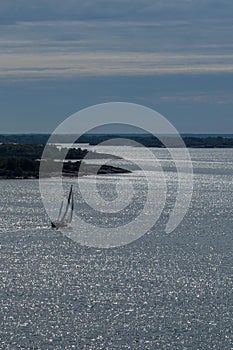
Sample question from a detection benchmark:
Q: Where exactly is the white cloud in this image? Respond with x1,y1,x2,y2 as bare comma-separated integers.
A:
0,51,233,80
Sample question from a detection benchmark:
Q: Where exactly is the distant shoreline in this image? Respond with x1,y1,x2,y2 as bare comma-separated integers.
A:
0,134,233,148
0,138,232,179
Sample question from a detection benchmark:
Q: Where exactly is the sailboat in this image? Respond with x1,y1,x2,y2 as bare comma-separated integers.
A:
51,185,74,229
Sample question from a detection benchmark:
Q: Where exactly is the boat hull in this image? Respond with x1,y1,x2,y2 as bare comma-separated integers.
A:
51,220,68,229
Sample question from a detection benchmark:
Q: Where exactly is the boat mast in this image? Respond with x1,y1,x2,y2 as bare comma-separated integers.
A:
60,185,73,222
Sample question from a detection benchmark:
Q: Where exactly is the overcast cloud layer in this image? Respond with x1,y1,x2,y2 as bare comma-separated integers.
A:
0,20,232,79
0,0,233,22
0,0,232,79
0,0,232,132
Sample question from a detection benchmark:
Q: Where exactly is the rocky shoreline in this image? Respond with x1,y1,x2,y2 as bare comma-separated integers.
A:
0,160,131,179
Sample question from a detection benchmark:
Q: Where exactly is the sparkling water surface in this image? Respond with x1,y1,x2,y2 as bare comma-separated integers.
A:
0,149,232,349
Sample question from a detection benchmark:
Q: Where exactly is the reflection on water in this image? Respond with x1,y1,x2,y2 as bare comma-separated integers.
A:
0,149,232,349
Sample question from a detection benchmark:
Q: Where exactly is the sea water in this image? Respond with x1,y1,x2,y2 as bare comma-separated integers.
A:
0,148,232,349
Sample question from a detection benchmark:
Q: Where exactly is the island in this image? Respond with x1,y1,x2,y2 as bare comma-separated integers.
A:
0,144,130,179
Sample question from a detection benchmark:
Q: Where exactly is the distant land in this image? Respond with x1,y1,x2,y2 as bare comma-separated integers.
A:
1,133,232,178
0,144,129,179
0,134,233,148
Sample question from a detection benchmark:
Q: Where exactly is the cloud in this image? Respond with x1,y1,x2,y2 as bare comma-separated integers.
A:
0,51,233,81
0,18,232,54
159,93,233,105
0,0,233,23
0,3,232,80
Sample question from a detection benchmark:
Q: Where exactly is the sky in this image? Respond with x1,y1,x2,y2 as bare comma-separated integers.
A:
0,0,232,133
